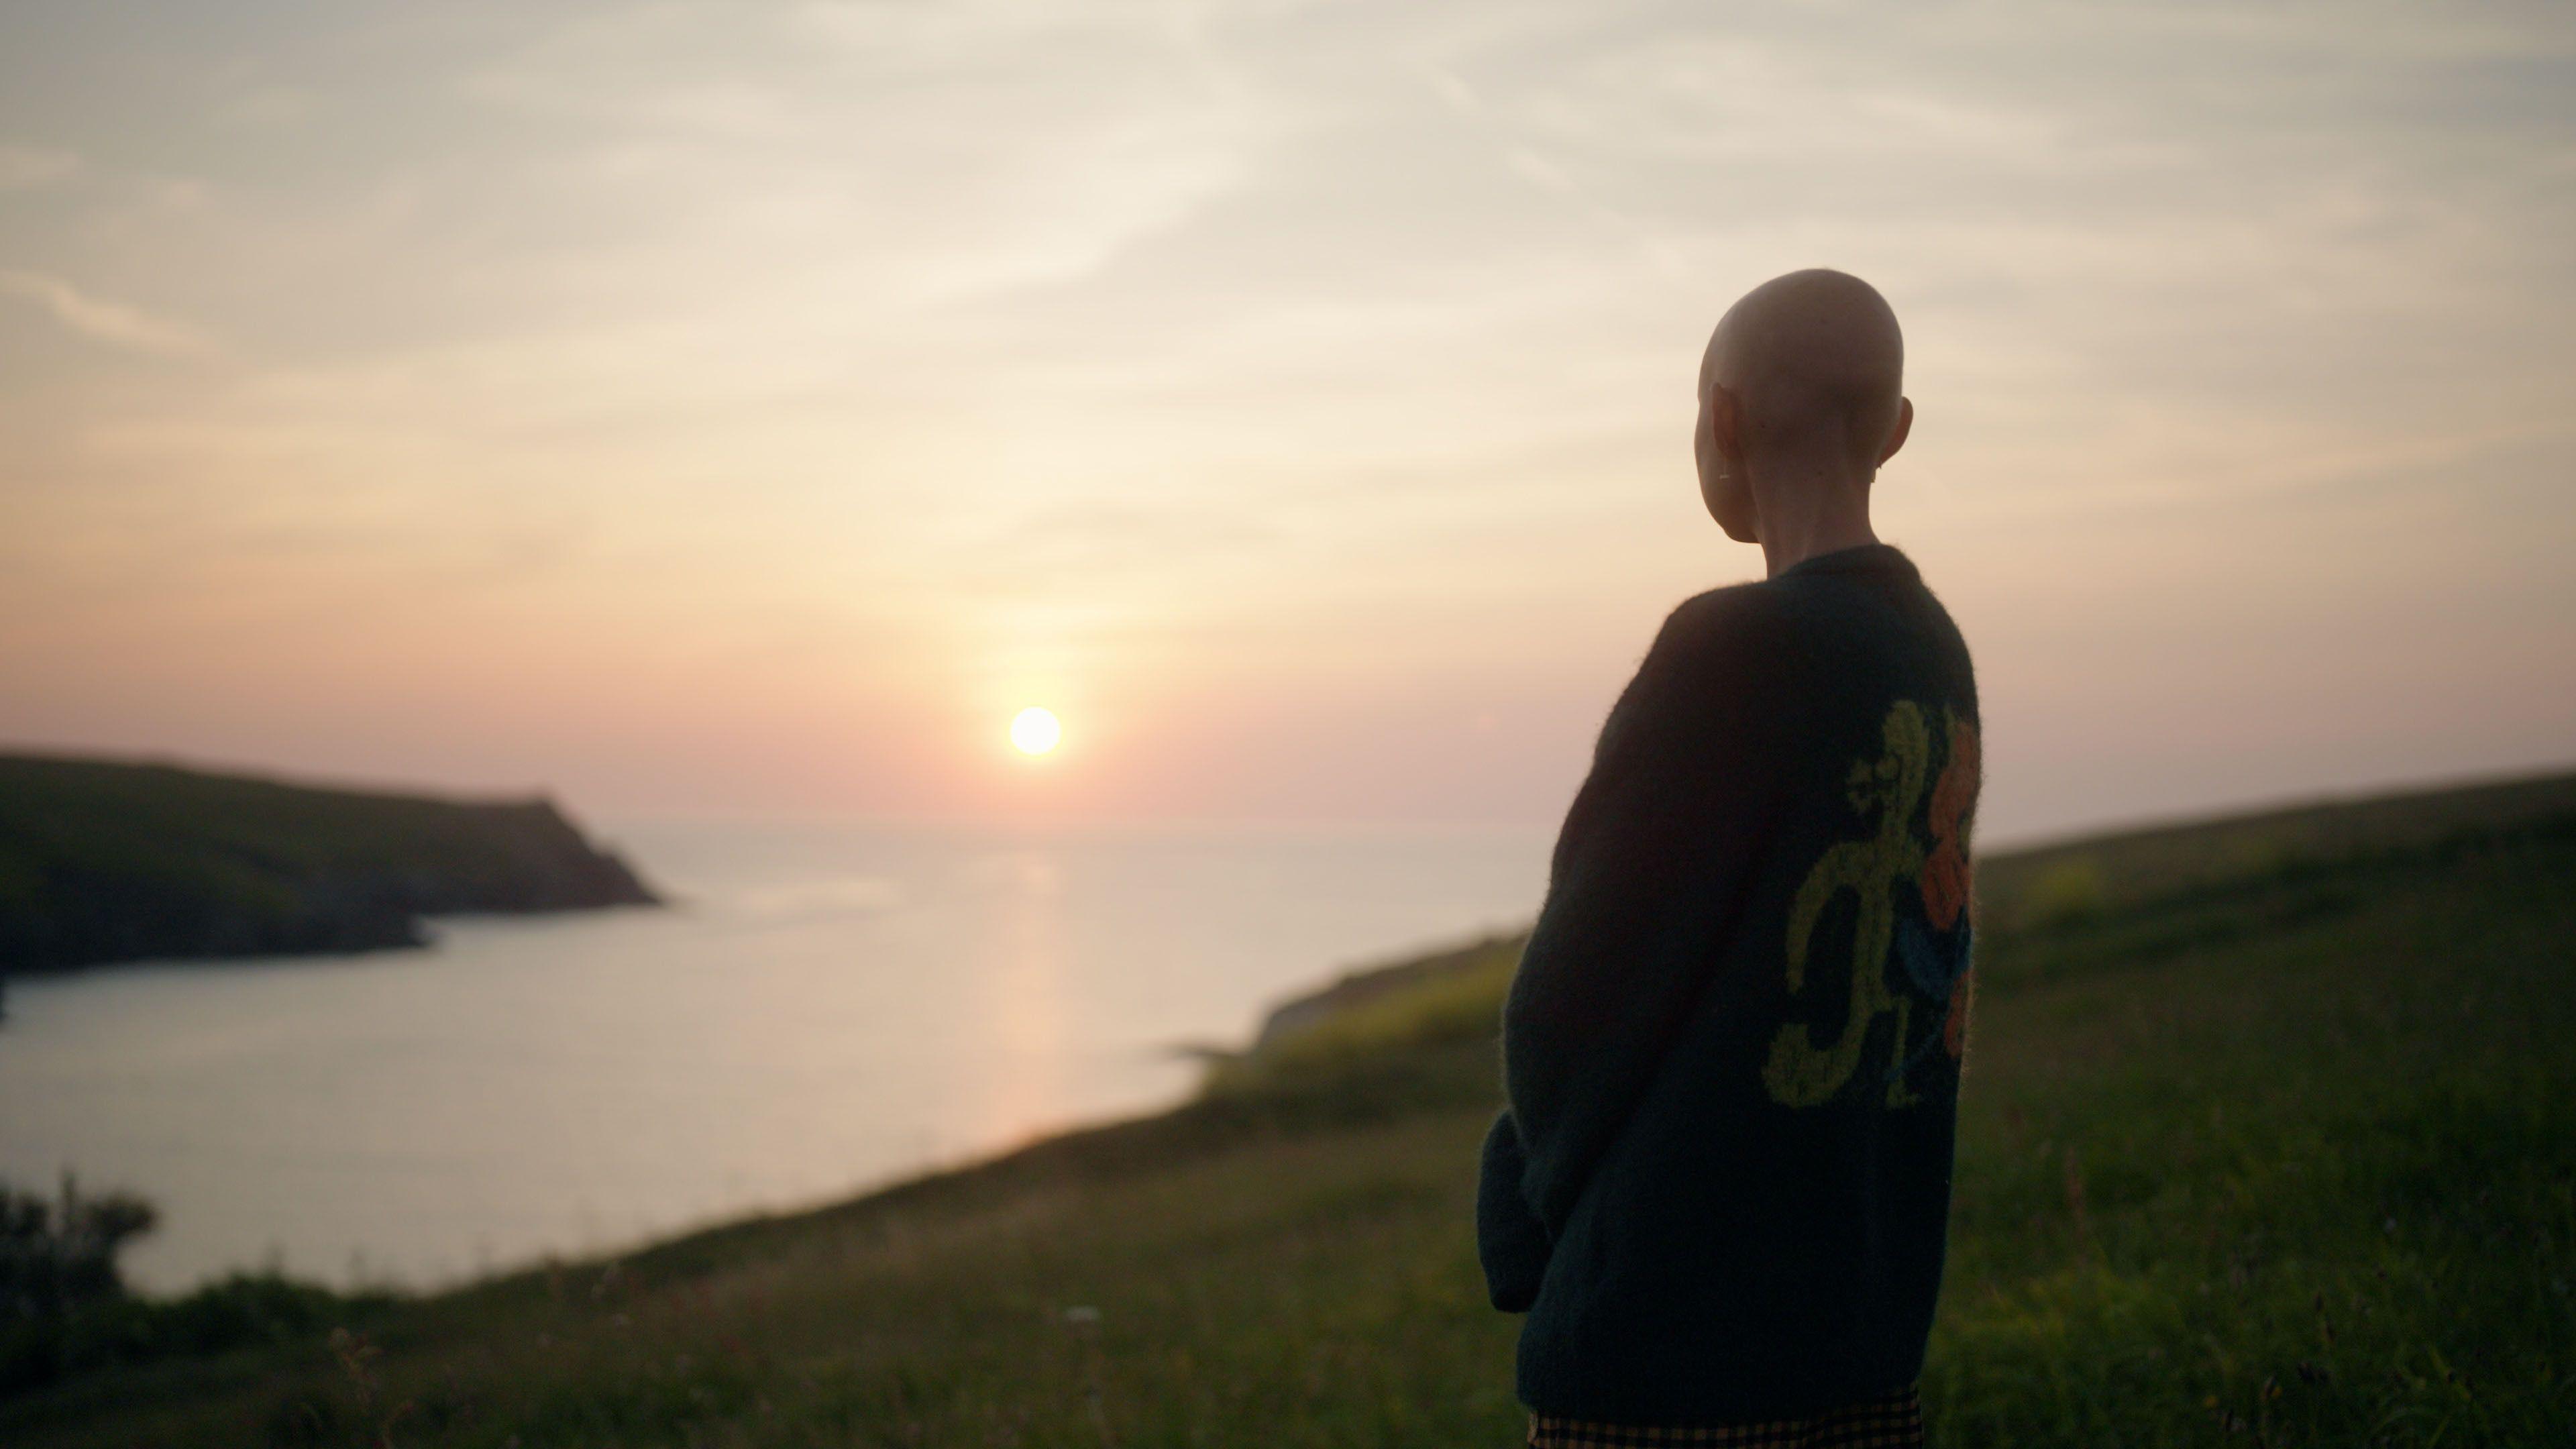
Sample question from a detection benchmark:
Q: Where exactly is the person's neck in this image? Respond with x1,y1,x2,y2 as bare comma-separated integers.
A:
1751,466,1879,578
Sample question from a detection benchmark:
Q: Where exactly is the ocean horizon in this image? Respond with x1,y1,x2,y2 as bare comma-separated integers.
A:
0,817,1553,1293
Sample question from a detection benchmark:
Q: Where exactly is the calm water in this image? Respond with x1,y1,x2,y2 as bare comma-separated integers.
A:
0,820,1550,1293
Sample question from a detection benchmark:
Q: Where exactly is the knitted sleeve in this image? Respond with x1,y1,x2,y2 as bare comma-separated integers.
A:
1501,590,1798,1233
1477,1107,1551,1311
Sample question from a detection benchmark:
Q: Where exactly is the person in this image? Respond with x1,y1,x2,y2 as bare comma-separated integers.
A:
1477,269,1982,1449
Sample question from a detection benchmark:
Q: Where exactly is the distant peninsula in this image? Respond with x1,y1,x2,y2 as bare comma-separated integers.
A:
0,753,659,974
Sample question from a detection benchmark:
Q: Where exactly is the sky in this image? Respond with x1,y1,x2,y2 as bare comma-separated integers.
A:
1,0,2572,843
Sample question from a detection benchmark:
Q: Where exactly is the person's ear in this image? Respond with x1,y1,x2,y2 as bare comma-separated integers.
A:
1710,384,1746,469
1878,396,1914,466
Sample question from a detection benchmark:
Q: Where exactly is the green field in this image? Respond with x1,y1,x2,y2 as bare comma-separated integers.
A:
4,773,2572,1446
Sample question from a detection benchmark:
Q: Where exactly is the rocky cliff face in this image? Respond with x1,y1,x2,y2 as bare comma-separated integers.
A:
0,754,659,973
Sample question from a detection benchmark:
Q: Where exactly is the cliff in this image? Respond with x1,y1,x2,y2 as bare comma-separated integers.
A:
0,753,659,973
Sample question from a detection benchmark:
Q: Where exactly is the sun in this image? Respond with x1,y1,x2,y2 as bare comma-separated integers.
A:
1010,706,1061,756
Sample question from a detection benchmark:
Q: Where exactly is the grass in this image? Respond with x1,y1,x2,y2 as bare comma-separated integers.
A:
3,776,2571,1446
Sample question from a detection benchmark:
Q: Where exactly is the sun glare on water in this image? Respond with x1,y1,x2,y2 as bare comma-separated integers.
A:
1010,706,1061,756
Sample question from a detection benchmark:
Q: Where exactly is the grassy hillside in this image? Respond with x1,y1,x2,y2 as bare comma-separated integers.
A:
0,754,657,973
3,773,2572,1446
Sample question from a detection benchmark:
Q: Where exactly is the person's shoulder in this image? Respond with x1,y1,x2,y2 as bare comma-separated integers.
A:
1652,580,1802,665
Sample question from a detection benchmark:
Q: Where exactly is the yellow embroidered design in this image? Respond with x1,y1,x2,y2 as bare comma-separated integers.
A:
1764,702,1931,1109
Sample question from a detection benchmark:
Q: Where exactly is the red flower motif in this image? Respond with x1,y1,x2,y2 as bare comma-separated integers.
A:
1920,717,1980,931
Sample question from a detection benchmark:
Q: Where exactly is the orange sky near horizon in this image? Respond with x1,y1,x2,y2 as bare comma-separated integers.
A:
3,1,2573,844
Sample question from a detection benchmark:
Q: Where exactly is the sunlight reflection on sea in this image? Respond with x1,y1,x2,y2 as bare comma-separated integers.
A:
0,820,1546,1291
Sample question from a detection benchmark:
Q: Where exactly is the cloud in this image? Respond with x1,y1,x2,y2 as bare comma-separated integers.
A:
0,144,76,191
449,1,1287,311
0,0,2569,826
0,268,216,358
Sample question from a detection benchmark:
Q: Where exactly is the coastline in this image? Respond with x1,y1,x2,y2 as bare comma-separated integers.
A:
5,771,2573,1444
0,753,659,977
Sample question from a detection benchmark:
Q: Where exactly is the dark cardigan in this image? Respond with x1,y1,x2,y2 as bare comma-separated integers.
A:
1477,543,1982,1424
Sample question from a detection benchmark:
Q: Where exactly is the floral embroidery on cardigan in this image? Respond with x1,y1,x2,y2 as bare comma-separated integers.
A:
1764,703,1979,1108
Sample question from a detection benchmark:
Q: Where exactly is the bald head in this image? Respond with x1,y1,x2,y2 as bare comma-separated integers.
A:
1701,268,1906,476
1693,270,1911,565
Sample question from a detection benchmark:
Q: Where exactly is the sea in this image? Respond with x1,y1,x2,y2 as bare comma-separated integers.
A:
0,819,1552,1293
